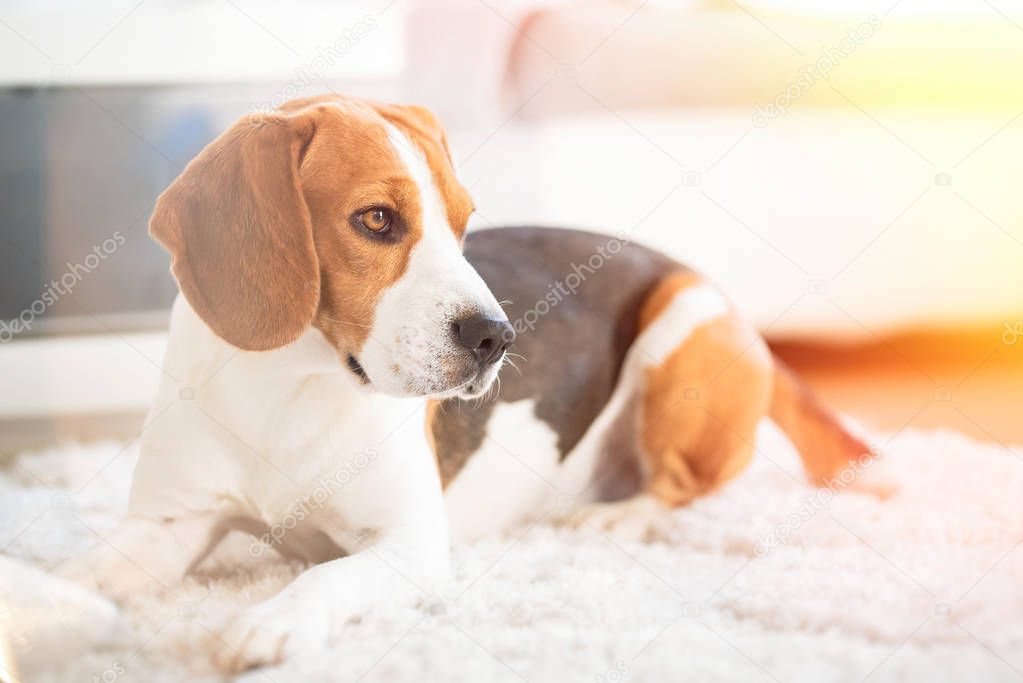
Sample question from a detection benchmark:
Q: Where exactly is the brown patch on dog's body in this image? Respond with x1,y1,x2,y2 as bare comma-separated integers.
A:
428,397,486,487
635,271,705,325
634,272,870,505
636,273,773,506
423,399,450,484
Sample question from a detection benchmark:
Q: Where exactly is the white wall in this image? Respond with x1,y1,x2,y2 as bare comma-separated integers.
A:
0,0,403,85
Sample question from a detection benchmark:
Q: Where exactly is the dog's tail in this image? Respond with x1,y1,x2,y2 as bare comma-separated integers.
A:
768,356,872,485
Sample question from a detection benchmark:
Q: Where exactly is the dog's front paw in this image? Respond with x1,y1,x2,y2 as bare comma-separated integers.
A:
56,550,168,604
55,555,103,593
213,593,332,673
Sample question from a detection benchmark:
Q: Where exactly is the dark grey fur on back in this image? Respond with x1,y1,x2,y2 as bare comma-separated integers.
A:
431,226,684,486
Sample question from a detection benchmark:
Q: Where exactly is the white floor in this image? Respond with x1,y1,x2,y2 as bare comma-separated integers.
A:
2,423,1023,682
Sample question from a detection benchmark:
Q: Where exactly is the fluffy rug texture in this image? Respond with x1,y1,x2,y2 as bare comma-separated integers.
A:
2,423,1022,682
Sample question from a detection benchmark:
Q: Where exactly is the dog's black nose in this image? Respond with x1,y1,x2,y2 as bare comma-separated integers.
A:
455,314,514,367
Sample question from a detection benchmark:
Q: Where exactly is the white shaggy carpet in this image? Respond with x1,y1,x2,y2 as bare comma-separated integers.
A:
2,423,1023,682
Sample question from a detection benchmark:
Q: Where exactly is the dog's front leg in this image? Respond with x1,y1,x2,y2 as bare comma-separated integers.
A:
57,513,220,602
214,519,449,673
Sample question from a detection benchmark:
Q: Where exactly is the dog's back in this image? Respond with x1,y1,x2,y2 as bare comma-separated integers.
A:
437,227,871,540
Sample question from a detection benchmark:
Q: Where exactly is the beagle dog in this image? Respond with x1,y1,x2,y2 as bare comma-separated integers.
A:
60,94,869,672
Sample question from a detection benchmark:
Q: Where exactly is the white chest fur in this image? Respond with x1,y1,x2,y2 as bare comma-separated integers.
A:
131,296,446,545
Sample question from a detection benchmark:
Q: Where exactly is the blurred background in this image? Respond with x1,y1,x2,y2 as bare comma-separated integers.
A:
1,0,1021,451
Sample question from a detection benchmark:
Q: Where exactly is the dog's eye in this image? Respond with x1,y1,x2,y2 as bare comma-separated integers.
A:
359,208,392,233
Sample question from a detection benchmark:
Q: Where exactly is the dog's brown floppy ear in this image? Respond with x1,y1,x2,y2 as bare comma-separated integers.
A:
150,113,320,351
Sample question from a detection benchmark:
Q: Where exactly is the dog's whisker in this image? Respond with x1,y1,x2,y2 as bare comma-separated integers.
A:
502,357,523,376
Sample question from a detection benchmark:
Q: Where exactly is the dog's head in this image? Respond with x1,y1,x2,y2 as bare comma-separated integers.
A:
150,95,512,399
